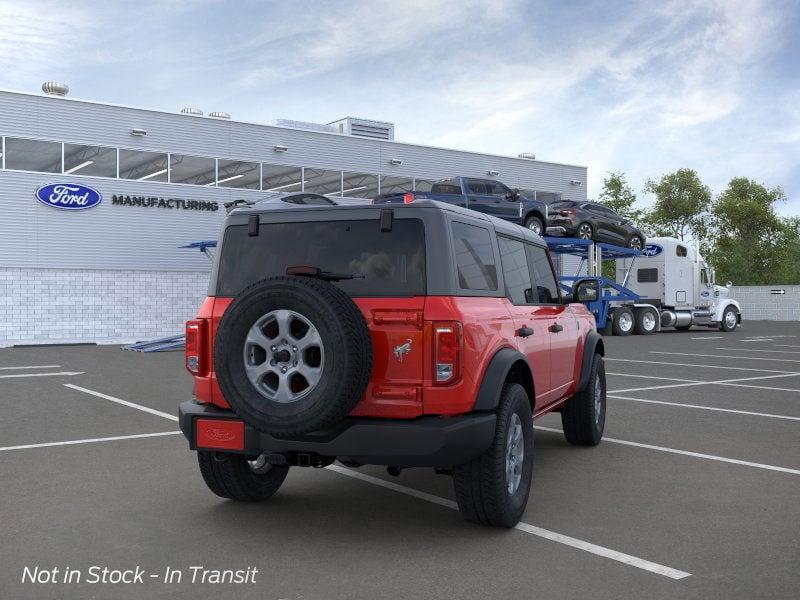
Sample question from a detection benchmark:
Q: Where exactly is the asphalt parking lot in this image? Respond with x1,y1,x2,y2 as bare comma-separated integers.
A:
1,321,799,599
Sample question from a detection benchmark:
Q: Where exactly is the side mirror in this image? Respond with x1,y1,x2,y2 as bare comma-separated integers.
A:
505,189,520,201
572,279,599,303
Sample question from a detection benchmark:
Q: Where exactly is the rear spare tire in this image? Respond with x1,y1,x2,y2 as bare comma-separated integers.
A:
214,276,373,437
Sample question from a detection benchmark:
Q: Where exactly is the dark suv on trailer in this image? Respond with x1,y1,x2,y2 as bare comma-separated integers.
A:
547,200,646,249
180,199,605,528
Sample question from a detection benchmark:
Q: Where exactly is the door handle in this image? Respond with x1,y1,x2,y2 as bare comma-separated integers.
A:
516,325,534,338
549,322,563,333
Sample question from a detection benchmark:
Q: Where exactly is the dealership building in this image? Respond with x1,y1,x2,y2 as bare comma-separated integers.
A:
0,85,588,346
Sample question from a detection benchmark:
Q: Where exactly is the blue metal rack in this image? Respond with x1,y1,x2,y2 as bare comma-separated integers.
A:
543,237,642,329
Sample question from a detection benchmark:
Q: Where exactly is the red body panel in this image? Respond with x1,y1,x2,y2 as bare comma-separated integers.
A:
189,294,594,419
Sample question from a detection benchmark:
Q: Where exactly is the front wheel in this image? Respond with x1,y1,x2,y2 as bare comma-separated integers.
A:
719,306,738,332
628,235,644,250
198,451,289,501
453,383,533,528
562,353,605,445
577,222,593,240
524,216,544,236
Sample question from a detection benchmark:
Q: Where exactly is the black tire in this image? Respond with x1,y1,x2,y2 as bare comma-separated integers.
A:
561,354,605,446
452,383,534,528
214,276,372,437
628,235,644,250
719,306,738,332
633,307,657,335
675,324,692,331
611,307,634,336
524,215,544,236
198,451,289,501
576,222,593,240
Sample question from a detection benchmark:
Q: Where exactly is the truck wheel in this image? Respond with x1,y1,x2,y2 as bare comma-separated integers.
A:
611,307,634,336
524,216,544,236
561,353,605,446
214,276,373,437
197,451,289,501
719,306,738,332
452,383,533,528
633,308,657,335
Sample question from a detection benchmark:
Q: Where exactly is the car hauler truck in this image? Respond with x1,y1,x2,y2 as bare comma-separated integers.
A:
546,235,742,335
614,237,741,334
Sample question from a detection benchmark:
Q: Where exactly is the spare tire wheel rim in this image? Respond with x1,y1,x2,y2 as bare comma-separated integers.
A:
243,309,325,403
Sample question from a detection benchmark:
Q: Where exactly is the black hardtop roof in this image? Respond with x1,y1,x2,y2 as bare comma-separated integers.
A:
229,199,544,244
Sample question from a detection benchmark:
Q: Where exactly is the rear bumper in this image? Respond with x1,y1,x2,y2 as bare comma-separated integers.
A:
179,400,496,468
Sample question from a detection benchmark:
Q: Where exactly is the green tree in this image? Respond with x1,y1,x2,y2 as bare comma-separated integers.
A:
598,171,641,221
705,177,787,285
642,168,711,241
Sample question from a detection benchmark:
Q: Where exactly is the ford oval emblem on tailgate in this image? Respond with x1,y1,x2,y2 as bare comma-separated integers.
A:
35,183,103,210
206,428,236,442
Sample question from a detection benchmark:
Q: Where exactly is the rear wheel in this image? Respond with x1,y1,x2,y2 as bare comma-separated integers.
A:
524,216,544,236
453,383,533,528
634,307,657,335
611,307,634,336
577,222,593,240
198,451,289,501
561,354,605,446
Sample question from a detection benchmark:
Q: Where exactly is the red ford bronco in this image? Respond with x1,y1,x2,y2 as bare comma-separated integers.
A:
180,197,605,528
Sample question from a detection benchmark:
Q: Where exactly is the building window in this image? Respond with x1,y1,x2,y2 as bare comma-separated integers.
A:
216,159,260,189
451,221,498,291
414,178,436,192
341,171,379,199
4,137,61,173
119,149,169,182
63,143,117,177
170,154,216,186
262,163,302,192
379,175,413,195
304,167,342,196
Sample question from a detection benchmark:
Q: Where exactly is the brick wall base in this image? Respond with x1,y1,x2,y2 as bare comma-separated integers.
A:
0,268,210,347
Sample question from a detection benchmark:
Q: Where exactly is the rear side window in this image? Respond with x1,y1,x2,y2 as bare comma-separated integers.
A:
676,245,688,257
430,180,462,195
466,180,489,195
525,244,560,304
638,268,658,283
216,219,426,297
451,222,498,291
498,237,533,304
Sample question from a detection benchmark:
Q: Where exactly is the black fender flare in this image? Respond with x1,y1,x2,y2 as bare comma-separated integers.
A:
578,330,604,391
473,348,533,411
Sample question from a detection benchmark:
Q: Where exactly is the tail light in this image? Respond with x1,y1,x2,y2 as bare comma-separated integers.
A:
403,193,414,204
185,319,208,375
559,209,575,216
432,321,462,385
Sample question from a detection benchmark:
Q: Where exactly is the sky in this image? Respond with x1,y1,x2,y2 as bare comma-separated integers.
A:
1,0,798,213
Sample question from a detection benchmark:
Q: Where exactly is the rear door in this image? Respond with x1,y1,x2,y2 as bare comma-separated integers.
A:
465,179,502,217
525,243,578,399
497,236,552,407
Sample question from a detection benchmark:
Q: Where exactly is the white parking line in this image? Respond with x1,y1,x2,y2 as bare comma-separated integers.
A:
0,364,61,370
609,372,800,394
0,431,181,452
606,358,796,374
0,371,84,379
715,347,800,354
741,339,773,343
650,351,800,363
607,372,698,382
64,384,178,422
326,464,691,579
535,426,800,476
690,336,723,340
776,345,800,349
609,394,800,421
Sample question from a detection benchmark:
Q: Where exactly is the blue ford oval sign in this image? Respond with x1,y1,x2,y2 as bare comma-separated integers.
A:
35,183,102,210
642,243,663,257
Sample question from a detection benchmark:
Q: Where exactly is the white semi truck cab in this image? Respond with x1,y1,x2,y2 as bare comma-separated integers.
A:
614,237,741,333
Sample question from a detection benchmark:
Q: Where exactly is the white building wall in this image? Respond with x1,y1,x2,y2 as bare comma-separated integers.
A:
0,268,209,347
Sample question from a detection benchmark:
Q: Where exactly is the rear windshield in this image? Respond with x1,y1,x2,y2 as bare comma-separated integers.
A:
550,200,577,209
216,218,426,297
